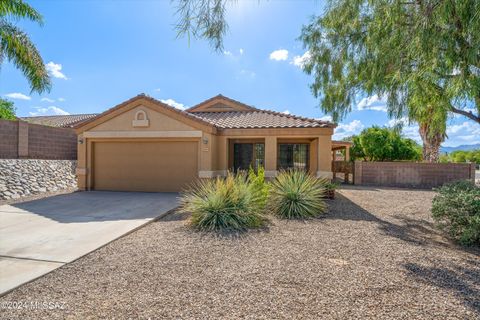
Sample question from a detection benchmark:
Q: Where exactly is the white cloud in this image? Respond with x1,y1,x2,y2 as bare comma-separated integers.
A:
317,115,333,122
154,88,161,92
239,48,244,55
401,124,421,143
357,95,387,112
223,50,233,56
333,120,364,140
269,49,289,61
387,117,409,127
447,121,480,136
57,97,66,102
29,106,70,116
386,117,421,142
291,51,311,68
282,110,290,115
46,61,68,80
40,97,55,103
160,98,186,110
4,92,31,100
386,118,480,146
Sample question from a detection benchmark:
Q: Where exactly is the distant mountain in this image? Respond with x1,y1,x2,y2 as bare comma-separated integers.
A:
441,143,480,153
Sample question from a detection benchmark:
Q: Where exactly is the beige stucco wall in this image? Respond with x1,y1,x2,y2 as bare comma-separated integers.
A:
90,105,196,132
77,104,209,190
215,127,334,178
76,101,335,190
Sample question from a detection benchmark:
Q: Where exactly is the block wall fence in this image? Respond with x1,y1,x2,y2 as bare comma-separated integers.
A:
0,119,77,160
354,161,476,188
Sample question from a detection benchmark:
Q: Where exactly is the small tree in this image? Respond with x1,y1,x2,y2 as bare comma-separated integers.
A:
0,98,16,120
351,127,421,161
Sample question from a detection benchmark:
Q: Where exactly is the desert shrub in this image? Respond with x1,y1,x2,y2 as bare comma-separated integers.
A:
180,172,268,232
248,166,270,208
432,180,480,245
269,170,327,219
321,180,338,199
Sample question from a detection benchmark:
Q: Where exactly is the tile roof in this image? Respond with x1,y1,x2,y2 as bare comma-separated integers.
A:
187,94,257,112
187,94,334,129
61,94,335,130
21,114,99,128
194,110,333,129
192,110,333,129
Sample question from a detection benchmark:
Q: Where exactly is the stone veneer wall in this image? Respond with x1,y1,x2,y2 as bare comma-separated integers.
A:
0,159,77,200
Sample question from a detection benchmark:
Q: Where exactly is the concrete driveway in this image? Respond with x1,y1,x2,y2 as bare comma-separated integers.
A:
0,191,179,295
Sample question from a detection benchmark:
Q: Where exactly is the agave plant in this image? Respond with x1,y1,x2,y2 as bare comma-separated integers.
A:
269,170,327,219
180,172,268,232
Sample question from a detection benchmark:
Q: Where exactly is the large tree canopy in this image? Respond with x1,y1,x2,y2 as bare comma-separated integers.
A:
0,0,51,93
174,0,480,162
174,0,480,125
300,0,480,125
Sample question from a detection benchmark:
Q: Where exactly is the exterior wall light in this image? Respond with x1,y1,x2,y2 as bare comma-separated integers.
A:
78,138,84,144
203,137,209,144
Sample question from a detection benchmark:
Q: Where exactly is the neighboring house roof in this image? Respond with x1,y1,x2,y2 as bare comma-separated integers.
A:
21,114,99,128
71,94,336,131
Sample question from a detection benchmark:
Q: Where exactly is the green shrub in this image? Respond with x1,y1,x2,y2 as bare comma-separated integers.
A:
321,180,338,199
432,180,480,245
248,166,270,208
322,180,338,192
269,170,327,219
180,172,268,232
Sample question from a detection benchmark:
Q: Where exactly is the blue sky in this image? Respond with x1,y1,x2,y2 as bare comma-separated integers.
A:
1,0,478,147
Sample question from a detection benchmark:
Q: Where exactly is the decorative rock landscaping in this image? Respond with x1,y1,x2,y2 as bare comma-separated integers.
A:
0,159,77,201
1,186,479,319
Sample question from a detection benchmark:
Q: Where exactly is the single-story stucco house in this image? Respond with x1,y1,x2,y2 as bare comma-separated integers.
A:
70,94,348,192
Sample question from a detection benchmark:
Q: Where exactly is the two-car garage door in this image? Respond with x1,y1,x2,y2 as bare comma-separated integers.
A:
92,141,198,192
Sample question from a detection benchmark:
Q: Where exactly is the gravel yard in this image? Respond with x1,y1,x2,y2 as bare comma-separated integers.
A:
1,186,479,319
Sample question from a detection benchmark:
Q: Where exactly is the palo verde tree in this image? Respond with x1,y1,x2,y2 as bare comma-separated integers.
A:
174,0,480,163
0,0,51,93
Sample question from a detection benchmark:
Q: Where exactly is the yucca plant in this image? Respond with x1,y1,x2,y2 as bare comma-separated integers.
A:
180,172,268,232
269,170,327,219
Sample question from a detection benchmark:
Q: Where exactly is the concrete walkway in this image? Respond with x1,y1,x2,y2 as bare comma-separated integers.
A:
0,191,179,295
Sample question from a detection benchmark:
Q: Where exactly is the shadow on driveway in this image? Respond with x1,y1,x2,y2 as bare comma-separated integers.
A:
5,191,179,223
